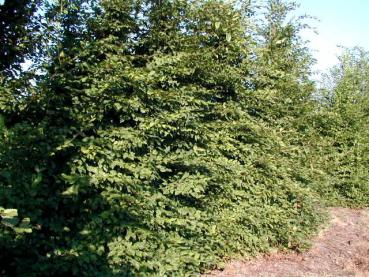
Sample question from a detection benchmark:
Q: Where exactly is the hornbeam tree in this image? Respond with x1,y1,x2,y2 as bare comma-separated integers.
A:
1,1,324,275
312,47,369,206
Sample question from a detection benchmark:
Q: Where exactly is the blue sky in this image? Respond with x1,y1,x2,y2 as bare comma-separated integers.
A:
295,0,369,72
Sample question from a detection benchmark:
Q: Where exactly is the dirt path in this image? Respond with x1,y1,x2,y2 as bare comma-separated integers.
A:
204,208,369,277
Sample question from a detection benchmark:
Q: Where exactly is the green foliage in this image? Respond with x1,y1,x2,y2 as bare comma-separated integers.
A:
0,0,43,76
0,208,32,234
1,0,368,276
251,0,315,120
310,47,369,207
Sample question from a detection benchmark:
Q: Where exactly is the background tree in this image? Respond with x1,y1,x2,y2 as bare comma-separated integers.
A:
0,0,43,75
311,47,369,206
246,0,325,212
250,0,315,120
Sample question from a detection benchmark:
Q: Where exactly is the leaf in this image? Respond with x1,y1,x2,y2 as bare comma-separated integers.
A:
1,208,18,218
226,33,232,42
80,229,91,235
32,173,43,187
61,185,79,196
215,21,221,30
14,227,32,234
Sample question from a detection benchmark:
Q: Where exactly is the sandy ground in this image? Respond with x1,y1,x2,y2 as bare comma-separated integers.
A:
204,208,369,277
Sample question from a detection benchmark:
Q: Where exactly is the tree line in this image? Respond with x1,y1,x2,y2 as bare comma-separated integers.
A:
0,0,368,276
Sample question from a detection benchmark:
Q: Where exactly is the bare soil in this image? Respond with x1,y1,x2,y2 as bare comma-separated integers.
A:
204,208,369,277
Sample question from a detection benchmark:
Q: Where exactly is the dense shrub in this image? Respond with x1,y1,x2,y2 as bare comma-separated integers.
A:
0,1,367,276
307,48,369,207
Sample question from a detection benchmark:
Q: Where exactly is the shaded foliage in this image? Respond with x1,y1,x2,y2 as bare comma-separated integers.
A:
0,0,43,76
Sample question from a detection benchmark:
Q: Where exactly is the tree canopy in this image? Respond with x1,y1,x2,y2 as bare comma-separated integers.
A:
0,1,368,276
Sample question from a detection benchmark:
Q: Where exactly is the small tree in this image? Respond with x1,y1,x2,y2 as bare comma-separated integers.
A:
313,47,369,206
